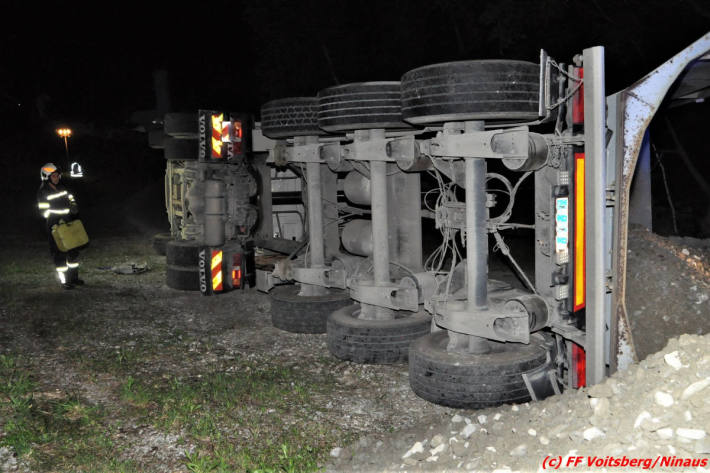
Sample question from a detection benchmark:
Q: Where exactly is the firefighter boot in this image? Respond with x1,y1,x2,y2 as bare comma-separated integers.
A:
57,268,74,290
68,267,85,286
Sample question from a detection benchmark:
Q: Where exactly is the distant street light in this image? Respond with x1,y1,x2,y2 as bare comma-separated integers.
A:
56,128,72,168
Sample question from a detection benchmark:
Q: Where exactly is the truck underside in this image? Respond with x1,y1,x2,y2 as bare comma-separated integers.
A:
151,32,710,408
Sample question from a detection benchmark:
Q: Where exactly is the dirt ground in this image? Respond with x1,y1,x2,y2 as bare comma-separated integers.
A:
1,226,708,472
0,234,454,472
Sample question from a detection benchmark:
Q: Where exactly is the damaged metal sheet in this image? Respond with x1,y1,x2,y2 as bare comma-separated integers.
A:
612,33,710,371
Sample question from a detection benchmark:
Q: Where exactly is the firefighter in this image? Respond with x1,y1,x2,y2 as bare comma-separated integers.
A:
37,163,84,289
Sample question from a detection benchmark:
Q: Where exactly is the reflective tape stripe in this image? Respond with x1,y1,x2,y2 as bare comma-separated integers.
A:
38,202,50,209
56,266,68,272
68,194,75,201
47,191,68,200
44,208,70,218
67,262,79,268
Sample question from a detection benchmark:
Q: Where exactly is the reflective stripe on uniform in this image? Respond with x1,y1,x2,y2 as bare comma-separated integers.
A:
43,208,70,218
38,202,50,209
47,191,68,200
67,262,79,268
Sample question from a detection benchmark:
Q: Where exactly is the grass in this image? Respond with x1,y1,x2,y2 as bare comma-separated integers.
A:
0,354,140,472
2,339,344,472
0,236,351,472
118,361,340,472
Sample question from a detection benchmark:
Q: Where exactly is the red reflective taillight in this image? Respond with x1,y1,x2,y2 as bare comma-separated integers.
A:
573,343,586,388
231,253,242,288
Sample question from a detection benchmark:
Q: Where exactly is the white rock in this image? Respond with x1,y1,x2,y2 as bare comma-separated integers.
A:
682,248,690,255
402,441,424,459
425,455,438,462
634,411,652,429
452,414,464,423
486,446,497,452
493,413,502,421
477,414,487,424
583,427,605,440
594,398,610,417
668,445,676,455
464,417,472,424
664,351,683,370
510,444,527,456
695,438,710,454
461,424,477,439
528,429,537,437
330,447,342,458
654,391,674,407
657,428,674,440
676,428,706,440
681,378,710,400
431,435,444,448
684,411,693,421
511,405,519,412
539,436,550,445
429,443,446,456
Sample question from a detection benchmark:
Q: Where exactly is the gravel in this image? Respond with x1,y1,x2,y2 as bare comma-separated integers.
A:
325,228,710,472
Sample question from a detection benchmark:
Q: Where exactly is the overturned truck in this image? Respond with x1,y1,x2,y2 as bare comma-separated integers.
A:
152,33,710,408
256,33,710,408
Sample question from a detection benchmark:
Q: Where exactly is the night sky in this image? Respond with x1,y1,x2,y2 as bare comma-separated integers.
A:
3,0,708,125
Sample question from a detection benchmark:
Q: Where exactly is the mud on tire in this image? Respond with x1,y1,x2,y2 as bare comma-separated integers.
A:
270,284,352,334
408,330,553,408
327,304,431,364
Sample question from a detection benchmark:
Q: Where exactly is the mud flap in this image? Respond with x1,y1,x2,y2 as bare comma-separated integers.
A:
521,352,563,402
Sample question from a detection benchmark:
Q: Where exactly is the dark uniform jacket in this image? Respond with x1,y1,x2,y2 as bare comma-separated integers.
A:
37,182,77,228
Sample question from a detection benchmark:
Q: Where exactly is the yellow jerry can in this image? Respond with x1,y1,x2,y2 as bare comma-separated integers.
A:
52,220,89,252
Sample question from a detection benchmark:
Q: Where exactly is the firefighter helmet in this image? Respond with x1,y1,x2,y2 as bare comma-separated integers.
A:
41,163,59,181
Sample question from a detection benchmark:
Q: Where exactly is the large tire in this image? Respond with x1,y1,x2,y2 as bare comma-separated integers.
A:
400,60,541,125
164,136,198,161
148,129,165,149
164,113,198,139
317,82,412,132
327,304,431,364
166,264,200,291
166,240,202,267
152,232,172,256
270,285,351,334
409,330,553,408
260,97,324,139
